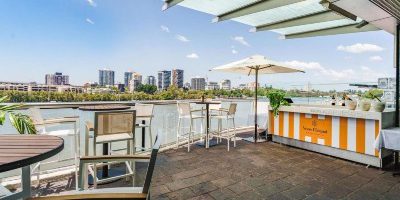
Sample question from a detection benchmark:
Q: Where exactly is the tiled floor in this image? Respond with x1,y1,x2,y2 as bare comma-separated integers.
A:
30,132,400,199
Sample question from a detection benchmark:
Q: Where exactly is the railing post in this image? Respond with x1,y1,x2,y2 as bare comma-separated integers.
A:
396,23,400,127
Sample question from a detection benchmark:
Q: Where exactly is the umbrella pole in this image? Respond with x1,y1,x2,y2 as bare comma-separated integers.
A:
254,68,258,143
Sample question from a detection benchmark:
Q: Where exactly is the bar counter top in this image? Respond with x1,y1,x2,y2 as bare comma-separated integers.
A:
274,104,395,122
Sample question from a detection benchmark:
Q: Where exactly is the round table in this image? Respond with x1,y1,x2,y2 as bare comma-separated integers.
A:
0,135,64,199
192,101,221,148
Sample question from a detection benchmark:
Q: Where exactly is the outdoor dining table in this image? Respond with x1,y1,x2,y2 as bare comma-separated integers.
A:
375,127,400,176
191,101,221,148
0,135,64,199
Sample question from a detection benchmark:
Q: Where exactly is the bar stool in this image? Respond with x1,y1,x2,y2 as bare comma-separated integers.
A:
176,102,205,152
210,103,237,151
87,110,136,188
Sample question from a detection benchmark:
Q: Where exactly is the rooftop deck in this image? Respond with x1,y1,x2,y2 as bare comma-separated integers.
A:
26,132,400,200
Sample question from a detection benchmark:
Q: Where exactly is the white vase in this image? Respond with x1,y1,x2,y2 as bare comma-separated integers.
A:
346,100,357,110
359,100,371,111
373,102,386,112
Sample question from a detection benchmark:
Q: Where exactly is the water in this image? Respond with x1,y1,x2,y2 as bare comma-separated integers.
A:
0,97,322,179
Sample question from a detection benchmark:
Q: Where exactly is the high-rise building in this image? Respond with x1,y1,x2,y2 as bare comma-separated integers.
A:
206,82,220,90
99,69,115,86
45,72,69,85
157,70,171,90
172,69,184,88
133,72,142,84
190,77,206,90
124,72,133,87
144,76,156,86
220,79,231,90
129,72,143,92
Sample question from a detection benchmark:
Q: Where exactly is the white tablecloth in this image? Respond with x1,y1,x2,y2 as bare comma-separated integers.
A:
374,127,400,151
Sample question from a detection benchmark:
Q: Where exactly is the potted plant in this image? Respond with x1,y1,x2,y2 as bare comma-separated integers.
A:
266,90,289,117
0,96,36,134
363,89,385,112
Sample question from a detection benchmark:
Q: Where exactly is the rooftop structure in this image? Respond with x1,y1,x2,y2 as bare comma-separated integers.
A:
163,0,400,39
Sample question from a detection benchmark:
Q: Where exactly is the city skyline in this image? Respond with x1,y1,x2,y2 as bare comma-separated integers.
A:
0,0,396,91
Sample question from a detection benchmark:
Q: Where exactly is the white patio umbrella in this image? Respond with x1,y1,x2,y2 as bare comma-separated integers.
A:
211,55,305,143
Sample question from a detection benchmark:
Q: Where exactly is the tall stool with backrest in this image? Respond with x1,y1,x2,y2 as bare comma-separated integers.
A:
88,110,136,188
134,103,154,151
210,103,237,151
28,107,80,188
176,102,205,152
32,135,161,200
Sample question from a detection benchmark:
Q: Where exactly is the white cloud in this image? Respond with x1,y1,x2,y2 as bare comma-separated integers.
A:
232,36,250,47
186,53,199,59
369,55,383,61
359,66,386,81
337,43,384,53
86,18,94,25
232,49,238,54
86,0,97,7
176,34,189,42
161,25,170,33
284,60,354,81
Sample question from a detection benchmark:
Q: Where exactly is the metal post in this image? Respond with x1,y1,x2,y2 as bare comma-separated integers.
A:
21,166,31,198
396,23,400,127
142,120,146,151
254,68,258,143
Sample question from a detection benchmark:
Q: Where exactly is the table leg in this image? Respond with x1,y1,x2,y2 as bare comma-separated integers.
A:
142,120,146,151
102,143,109,178
21,166,31,199
205,104,209,148
394,151,400,176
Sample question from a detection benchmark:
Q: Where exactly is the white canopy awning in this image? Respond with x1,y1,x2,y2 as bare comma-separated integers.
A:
163,0,400,39
211,55,304,75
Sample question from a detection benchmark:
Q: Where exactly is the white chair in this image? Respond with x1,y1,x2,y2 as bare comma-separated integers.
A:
135,104,154,151
176,102,205,152
210,103,237,151
28,107,80,187
87,110,136,188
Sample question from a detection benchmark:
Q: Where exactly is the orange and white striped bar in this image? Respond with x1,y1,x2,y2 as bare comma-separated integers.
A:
268,105,396,160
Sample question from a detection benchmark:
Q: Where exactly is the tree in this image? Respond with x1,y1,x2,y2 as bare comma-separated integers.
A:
136,84,157,94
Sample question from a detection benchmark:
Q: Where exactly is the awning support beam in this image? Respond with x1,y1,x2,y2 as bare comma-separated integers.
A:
284,23,379,39
162,0,185,11
252,10,345,32
212,0,305,23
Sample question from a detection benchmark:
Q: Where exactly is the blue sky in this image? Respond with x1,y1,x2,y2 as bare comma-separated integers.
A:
0,0,396,91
